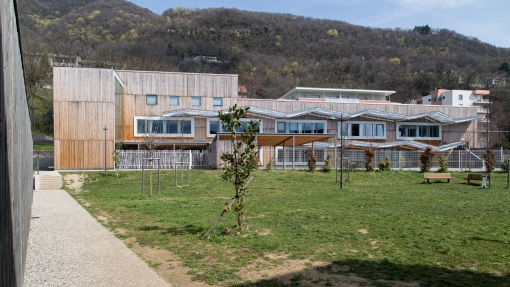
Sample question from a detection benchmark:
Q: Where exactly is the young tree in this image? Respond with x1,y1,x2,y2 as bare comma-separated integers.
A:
141,117,160,195
203,105,260,238
420,147,435,172
112,141,124,177
306,147,317,172
217,105,260,232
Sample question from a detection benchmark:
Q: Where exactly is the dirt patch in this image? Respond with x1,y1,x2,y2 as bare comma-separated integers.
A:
125,238,210,287
125,241,420,287
63,173,87,192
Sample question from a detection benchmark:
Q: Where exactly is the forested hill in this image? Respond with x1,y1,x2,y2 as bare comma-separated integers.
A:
17,0,510,102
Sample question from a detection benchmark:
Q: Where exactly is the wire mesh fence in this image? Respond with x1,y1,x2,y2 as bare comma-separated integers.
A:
118,150,209,169
265,147,510,171
116,148,509,171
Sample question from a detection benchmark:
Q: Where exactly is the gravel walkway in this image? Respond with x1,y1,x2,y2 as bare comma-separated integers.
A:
24,189,171,287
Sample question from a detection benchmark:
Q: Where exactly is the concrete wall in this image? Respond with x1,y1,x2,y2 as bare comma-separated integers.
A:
0,0,34,286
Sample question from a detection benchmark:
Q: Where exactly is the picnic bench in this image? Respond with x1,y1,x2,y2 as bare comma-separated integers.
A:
423,173,452,183
463,174,490,187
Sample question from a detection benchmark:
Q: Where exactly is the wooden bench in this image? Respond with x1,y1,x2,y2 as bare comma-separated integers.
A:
423,173,452,183
463,174,490,187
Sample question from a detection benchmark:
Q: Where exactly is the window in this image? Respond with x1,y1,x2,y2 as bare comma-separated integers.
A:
459,94,463,100
397,123,441,140
207,118,261,137
169,96,179,106
345,122,385,139
191,96,201,106
146,94,157,105
275,120,326,134
135,117,194,137
213,97,223,106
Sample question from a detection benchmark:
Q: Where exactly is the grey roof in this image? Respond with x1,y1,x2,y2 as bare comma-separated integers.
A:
304,140,466,152
162,107,484,124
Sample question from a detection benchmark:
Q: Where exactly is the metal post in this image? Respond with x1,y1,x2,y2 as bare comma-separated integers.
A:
158,159,160,196
335,134,338,182
340,114,344,189
486,103,489,148
142,160,145,195
507,159,509,188
103,125,108,171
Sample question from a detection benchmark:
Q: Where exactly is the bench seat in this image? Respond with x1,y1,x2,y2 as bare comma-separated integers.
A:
423,173,452,183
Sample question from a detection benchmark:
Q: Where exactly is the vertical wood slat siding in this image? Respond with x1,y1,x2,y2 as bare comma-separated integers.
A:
53,68,115,169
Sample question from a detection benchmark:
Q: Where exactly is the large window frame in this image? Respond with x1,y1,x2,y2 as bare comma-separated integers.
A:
396,122,441,140
207,118,262,137
275,120,327,134
342,121,386,139
134,116,195,137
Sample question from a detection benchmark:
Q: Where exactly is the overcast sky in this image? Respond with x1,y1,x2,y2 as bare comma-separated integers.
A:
127,0,510,48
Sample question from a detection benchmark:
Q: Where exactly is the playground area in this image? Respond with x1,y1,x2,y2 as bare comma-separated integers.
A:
63,169,510,287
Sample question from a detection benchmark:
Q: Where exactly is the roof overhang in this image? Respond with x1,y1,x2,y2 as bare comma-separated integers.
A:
280,87,396,99
162,107,484,124
214,133,335,147
304,140,467,152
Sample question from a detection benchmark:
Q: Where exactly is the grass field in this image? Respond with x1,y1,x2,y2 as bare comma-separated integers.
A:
65,169,510,286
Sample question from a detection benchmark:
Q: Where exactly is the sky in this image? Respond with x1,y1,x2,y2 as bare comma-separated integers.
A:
127,0,510,48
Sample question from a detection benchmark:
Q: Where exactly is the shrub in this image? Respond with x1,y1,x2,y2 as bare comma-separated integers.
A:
501,159,509,173
322,152,332,172
437,154,448,173
420,147,434,172
378,156,391,171
484,149,496,173
364,148,374,171
306,147,317,172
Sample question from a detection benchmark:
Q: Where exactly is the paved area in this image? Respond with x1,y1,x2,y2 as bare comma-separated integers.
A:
24,189,171,287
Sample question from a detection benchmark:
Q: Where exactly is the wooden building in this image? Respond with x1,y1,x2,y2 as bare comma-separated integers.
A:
53,67,483,170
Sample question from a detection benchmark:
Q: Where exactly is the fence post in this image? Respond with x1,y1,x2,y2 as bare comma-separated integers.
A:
507,159,509,188
142,159,145,195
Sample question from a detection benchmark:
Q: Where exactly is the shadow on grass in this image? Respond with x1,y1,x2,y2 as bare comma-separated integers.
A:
137,224,204,235
231,259,509,287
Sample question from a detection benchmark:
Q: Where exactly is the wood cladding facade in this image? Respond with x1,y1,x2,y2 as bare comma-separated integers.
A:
53,68,116,169
54,68,480,170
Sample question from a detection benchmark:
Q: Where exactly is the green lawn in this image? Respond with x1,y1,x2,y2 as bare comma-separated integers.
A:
33,143,54,150
66,170,510,286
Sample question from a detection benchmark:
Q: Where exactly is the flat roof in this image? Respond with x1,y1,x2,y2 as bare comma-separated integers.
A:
280,87,396,99
214,133,336,147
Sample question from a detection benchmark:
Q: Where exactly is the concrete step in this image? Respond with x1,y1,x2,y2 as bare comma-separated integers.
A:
34,171,62,190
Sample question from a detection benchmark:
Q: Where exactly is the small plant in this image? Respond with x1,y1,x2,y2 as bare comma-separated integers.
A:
399,154,405,170
322,152,332,172
484,149,496,173
364,148,374,171
306,147,317,172
501,159,509,173
437,154,448,173
378,156,391,171
112,141,124,177
265,157,273,171
420,147,435,172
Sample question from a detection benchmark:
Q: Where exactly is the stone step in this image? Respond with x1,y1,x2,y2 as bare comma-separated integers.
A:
34,171,62,190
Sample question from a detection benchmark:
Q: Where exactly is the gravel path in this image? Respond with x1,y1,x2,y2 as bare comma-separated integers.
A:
24,189,171,287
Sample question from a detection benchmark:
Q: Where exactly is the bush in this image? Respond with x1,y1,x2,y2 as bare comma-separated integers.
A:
378,156,391,171
437,154,448,173
365,148,374,171
322,152,332,172
420,147,435,172
306,147,317,172
484,149,496,173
